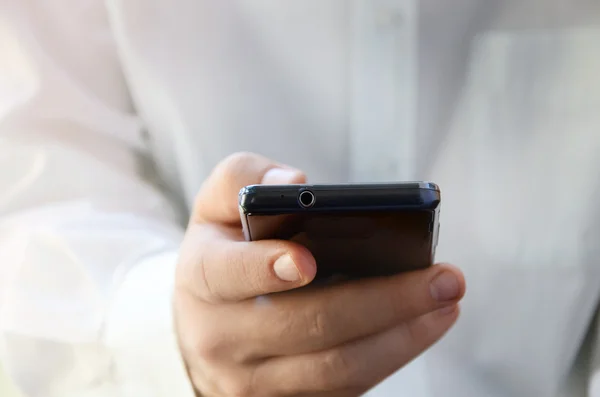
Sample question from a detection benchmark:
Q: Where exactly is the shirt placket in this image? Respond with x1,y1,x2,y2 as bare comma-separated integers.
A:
349,0,417,182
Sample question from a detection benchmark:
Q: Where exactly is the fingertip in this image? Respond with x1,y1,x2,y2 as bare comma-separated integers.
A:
432,263,466,301
193,152,306,224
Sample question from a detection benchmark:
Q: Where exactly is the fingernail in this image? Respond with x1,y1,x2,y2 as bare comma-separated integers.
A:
430,271,460,302
262,168,301,185
274,255,301,282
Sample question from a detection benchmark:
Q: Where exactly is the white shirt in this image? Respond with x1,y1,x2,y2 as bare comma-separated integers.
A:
1,1,600,396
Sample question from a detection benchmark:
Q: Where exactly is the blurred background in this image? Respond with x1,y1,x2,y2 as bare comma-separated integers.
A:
1,1,599,397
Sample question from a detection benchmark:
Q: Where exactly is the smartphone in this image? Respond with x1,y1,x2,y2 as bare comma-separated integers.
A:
238,182,441,280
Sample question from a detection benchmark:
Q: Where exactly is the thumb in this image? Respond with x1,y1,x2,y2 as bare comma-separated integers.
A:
192,152,306,224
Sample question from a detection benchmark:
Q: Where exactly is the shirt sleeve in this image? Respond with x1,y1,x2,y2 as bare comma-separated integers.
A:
0,2,195,396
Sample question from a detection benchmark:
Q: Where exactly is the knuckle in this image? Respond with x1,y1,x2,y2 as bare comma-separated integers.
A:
222,151,257,164
196,369,256,397
218,372,257,397
273,305,299,341
220,151,260,176
306,308,328,340
192,243,221,303
193,327,228,362
193,151,266,223
180,235,227,303
176,233,203,287
316,350,354,389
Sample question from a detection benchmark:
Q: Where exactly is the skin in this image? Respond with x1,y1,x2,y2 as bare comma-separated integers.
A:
174,152,466,397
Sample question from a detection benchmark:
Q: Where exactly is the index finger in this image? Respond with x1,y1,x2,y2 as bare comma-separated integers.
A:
192,152,306,225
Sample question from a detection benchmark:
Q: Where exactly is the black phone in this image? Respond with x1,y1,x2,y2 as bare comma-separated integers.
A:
238,182,441,280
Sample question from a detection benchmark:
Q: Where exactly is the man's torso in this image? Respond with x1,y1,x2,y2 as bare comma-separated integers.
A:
106,1,600,395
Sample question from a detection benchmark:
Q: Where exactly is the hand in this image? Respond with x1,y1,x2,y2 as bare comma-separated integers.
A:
174,152,466,397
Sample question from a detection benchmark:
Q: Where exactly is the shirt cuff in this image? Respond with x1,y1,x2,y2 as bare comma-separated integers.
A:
104,249,196,397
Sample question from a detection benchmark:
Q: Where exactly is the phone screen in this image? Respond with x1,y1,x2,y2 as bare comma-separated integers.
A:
246,210,437,279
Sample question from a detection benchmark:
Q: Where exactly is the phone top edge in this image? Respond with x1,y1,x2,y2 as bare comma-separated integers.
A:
240,181,439,193
239,182,441,215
